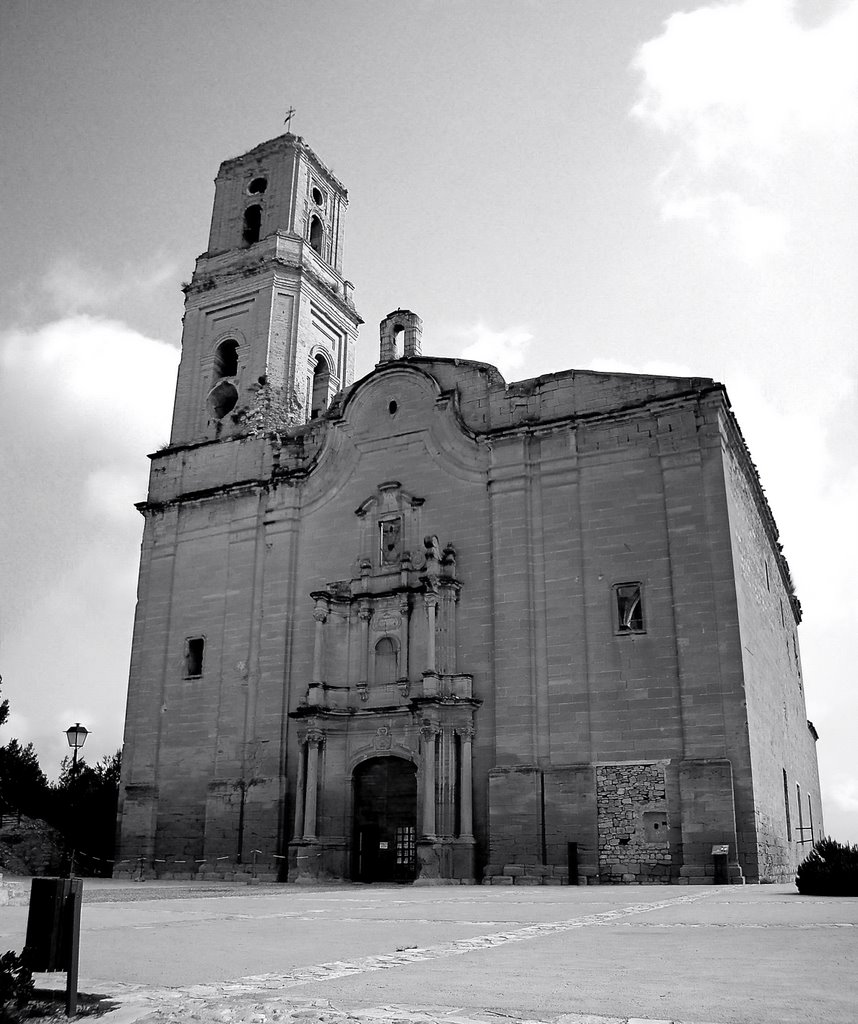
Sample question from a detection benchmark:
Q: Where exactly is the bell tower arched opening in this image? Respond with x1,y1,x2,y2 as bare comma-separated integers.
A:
309,214,323,254
352,756,417,883
242,204,262,246
213,339,239,379
310,354,331,419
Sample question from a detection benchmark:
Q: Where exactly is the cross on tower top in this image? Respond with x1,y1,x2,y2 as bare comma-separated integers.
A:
283,106,296,131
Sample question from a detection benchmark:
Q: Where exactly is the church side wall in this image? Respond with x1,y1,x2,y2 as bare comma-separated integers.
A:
485,396,753,884
722,424,822,881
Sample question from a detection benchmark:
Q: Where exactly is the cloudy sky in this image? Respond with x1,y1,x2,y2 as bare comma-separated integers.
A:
1,0,856,843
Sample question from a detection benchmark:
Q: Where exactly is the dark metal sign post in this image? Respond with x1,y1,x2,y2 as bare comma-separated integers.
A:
24,877,84,1016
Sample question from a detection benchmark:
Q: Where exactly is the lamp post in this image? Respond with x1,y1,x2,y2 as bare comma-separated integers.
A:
64,723,88,877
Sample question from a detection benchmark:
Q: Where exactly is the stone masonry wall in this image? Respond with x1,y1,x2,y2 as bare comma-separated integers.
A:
596,763,671,883
722,422,823,881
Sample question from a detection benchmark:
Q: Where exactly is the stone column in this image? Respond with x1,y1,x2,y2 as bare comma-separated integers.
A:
292,740,306,841
424,593,438,674
311,593,330,685
398,593,410,680
458,725,475,840
302,730,324,841
420,723,438,838
357,599,372,701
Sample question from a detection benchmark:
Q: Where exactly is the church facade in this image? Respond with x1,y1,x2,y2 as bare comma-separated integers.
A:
116,132,822,885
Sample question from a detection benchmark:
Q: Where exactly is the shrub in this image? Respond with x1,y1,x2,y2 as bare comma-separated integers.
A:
796,836,858,896
0,950,34,1019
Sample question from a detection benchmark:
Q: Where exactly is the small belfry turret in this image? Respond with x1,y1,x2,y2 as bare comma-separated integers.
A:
169,133,362,444
378,309,422,363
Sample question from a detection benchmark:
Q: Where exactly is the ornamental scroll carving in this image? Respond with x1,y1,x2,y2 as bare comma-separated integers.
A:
372,611,401,632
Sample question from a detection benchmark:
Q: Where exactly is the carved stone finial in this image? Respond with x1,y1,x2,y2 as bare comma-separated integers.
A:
424,535,441,565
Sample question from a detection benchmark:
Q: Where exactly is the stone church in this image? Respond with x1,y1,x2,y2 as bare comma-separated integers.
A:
116,131,822,886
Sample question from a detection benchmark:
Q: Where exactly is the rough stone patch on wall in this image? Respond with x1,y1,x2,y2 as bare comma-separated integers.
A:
596,763,672,883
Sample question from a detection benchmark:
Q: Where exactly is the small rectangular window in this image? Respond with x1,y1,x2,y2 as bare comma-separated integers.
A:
783,769,792,841
614,582,644,633
796,782,804,840
185,636,205,677
807,794,814,843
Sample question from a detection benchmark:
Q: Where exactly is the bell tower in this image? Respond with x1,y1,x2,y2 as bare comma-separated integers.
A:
169,133,362,444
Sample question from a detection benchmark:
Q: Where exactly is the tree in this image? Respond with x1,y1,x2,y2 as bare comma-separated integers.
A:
50,749,122,875
0,739,49,822
0,674,8,730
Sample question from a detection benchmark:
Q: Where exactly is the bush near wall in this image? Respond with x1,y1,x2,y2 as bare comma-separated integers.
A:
0,950,34,1020
796,837,858,896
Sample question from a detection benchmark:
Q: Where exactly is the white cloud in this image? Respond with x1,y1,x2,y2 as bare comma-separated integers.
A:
588,357,697,378
632,0,858,259
42,253,179,316
828,776,858,814
451,321,534,379
1,314,177,450
0,315,177,772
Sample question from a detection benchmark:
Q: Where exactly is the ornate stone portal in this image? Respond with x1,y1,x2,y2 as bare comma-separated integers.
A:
289,483,480,883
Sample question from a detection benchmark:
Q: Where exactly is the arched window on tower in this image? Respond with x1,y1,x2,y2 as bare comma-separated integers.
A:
310,355,331,419
374,637,398,685
213,339,238,379
242,204,262,246
309,214,323,254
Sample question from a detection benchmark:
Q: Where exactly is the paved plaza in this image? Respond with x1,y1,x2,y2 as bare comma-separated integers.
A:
1,880,856,1024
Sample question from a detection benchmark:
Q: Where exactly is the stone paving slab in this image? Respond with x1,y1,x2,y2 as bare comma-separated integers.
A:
62,992,723,1024
9,883,855,1024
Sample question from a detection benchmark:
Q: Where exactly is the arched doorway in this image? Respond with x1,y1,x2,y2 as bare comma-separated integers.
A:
352,756,417,883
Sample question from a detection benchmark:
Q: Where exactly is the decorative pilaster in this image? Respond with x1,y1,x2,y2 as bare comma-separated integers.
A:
302,729,324,841
291,741,306,841
398,593,411,697
310,592,330,685
357,599,372,701
458,725,475,840
424,593,438,674
420,721,439,837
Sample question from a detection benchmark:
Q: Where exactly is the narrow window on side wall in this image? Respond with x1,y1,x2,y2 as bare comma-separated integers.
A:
185,637,205,678
782,768,792,841
614,582,644,633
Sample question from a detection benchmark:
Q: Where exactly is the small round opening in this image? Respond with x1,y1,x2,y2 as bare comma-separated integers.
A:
248,177,268,194
388,400,398,416
311,186,324,206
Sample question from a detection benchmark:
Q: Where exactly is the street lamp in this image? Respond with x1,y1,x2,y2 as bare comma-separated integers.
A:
64,723,88,877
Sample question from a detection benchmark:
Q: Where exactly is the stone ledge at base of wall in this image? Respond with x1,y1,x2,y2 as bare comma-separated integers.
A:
485,874,591,886
413,877,476,886
112,869,280,883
